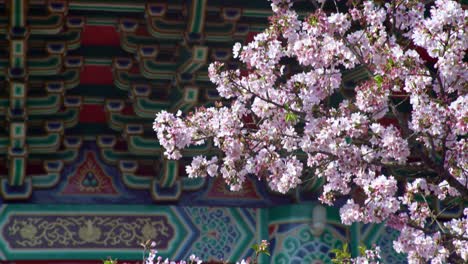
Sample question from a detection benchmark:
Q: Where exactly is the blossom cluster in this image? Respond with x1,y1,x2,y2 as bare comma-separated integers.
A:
154,0,468,262
352,246,382,264
144,248,201,264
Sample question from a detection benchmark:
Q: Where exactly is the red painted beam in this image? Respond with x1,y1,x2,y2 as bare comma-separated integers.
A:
246,32,259,44
82,25,121,46
81,65,114,85
79,104,107,123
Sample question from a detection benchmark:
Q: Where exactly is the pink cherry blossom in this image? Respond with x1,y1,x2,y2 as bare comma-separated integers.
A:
155,0,468,262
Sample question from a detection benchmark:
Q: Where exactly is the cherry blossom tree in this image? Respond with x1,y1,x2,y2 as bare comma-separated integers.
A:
154,0,467,263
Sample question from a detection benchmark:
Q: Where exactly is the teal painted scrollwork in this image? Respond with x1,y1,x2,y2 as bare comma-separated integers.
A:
272,224,344,264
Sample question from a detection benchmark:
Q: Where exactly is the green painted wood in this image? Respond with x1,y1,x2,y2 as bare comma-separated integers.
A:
69,1,146,12
26,133,61,153
350,223,360,258
11,0,25,28
29,149,78,162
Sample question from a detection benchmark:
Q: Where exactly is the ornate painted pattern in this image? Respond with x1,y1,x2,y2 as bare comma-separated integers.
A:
3,215,173,249
186,207,251,262
205,177,261,200
271,224,344,264
191,207,240,260
0,202,381,263
0,0,274,202
0,204,193,260
62,152,118,195
375,227,407,264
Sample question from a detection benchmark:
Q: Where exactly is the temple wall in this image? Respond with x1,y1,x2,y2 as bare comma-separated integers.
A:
0,203,405,263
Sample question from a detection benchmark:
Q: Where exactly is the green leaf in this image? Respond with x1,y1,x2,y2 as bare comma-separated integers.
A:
374,75,383,87
345,137,352,144
331,243,353,264
252,244,259,252
359,245,367,255
309,16,318,26
285,112,297,123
